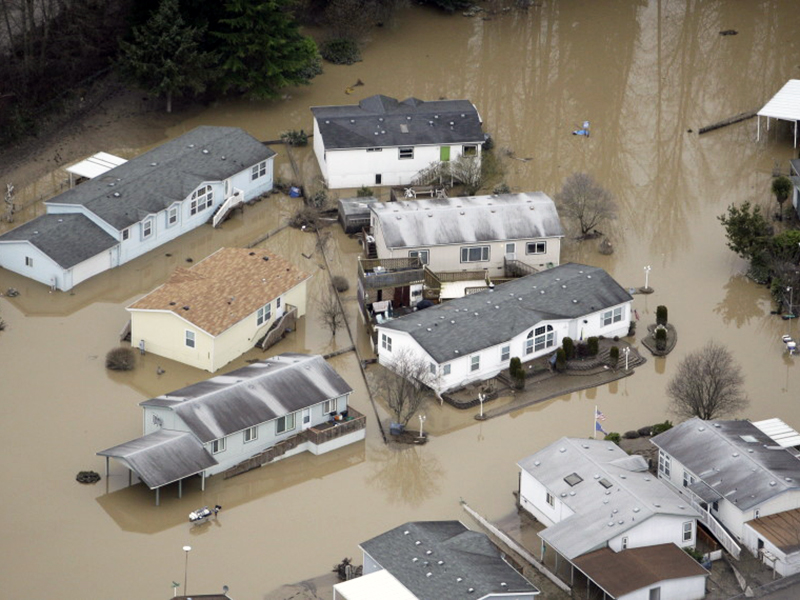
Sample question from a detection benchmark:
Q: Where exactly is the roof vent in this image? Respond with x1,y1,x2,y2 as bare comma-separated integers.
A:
221,156,226,160
562,284,567,288
182,306,190,310
732,452,739,457
454,350,459,354
533,460,540,466
438,560,444,565
150,162,157,166
450,320,455,324
434,115,439,119
608,522,614,527
457,578,463,583
698,426,706,431
468,588,474,593
113,192,120,197
427,328,432,332
262,256,269,261
633,507,640,513
325,120,330,124
461,113,466,118
57,218,63,223
412,557,418,562
559,447,566,453
378,117,384,122
169,302,176,306
407,116,412,120
350,119,355,123
572,299,578,303
202,149,209,154
415,540,421,545
426,573,432,578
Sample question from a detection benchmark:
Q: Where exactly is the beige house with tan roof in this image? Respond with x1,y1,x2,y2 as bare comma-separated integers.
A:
128,248,310,371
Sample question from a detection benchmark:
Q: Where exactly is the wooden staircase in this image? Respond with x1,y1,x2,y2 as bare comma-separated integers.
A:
361,229,378,259
212,188,244,228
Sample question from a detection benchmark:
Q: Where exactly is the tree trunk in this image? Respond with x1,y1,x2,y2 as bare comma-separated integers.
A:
166,90,172,113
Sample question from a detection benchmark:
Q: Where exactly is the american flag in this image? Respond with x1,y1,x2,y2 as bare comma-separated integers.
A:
595,409,607,421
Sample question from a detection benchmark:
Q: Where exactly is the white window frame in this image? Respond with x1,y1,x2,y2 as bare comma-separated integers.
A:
244,426,258,443
429,363,437,376
276,297,281,309
460,245,490,263
398,147,414,160
602,306,624,327
257,302,271,326
505,242,516,255
443,364,451,376
122,228,130,241
470,355,480,372
25,256,33,267
322,398,337,415
276,413,296,434
658,451,671,477
526,241,546,255
381,333,392,352
185,330,195,348
526,325,554,354
682,521,693,542
409,249,430,265
501,345,510,362
463,144,478,157
546,492,555,507
167,205,179,227
212,437,226,454
251,160,268,180
190,185,214,215
142,217,154,239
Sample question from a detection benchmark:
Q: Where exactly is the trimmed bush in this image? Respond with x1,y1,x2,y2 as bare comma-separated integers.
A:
587,336,599,356
331,275,349,293
652,420,673,435
656,305,668,326
637,425,653,437
555,348,566,372
627,320,636,337
655,327,667,351
604,432,621,444
562,337,575,360
106,347,135,371
320,38,361,65
509,356,525,389
609,346,619,368
623,430,641,439
356,185,374,198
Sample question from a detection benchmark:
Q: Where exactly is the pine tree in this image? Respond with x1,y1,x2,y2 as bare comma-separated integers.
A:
215,0,322,99
117,0,215,113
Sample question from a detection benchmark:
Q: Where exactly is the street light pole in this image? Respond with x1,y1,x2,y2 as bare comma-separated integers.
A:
182,545,192,596
788,287,794,315
644,265,652,290
418,414,426,437
623,347,630,371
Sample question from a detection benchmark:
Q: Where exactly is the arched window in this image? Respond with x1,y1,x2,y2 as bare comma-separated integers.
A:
190,185,214,215
525,325,554,354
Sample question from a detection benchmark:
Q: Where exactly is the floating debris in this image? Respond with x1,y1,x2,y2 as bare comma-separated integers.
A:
76,470,101,484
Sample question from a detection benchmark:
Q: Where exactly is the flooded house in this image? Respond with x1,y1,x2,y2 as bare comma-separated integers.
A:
127,248,310,372
652,417,800,576
333,521,540,599
518,438,707,600
311,94,485,189
375,263,632,394
98,354,366,505
0,126,275,291
368,193,564,275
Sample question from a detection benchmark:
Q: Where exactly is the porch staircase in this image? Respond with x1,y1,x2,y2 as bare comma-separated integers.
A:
212,188,244,228
361,230,378,259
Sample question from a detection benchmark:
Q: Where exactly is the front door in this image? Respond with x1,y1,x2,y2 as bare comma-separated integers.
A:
302,408,311,430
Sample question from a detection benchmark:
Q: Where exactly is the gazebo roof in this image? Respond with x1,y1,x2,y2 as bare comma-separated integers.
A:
758,80,800,122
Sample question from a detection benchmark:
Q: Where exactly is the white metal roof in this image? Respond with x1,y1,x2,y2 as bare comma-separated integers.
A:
65,151,127,179
758,80,800,121
333,570,417,600
752,418,800,448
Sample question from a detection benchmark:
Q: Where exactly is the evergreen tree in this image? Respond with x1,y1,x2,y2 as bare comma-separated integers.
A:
215,0,322,99
117,0,216,113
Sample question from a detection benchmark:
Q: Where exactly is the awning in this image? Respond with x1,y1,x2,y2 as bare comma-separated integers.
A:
757,80,800,147
689,480,723,503
66,152,127,181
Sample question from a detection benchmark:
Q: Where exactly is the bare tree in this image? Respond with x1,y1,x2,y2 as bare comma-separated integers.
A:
377,348,437,426
317,285,345,339
555,172,617,238
413,154,482,194
666,341,748,420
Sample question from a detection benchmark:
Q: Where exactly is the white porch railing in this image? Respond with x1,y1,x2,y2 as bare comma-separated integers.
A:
213,188,244,228
660,475,741,559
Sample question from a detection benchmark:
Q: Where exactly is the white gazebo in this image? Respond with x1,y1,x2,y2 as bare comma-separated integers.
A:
757,79,800,148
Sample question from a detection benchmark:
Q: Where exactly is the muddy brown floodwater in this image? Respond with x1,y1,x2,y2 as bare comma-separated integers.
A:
2,2,800,598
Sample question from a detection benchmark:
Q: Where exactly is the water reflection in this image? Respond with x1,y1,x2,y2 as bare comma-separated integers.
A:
366,444,443,508
714,274,766,327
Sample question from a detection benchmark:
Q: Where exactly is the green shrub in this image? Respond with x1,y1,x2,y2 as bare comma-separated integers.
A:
656,305,668,326
280,129,308,146
655,327,667,351
356,186,374,198
509,357,525,389
587,336,599,356
320,38,361,65
623,430,641,439
652,420,673,435
609,346,619,368
562,337,575,360
307,189,328,209
331,275,349,292
604,432,621,444
555,348,566,372
493,182,511,194
627,320,636,337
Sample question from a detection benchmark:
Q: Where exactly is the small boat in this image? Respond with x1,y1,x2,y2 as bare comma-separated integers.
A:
782,335,797,355
189,504,221,524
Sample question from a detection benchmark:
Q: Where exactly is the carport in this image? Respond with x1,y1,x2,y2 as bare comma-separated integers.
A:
757,80,800,148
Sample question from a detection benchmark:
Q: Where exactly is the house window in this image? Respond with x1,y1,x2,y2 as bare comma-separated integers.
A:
409,249,430,265
621,537,629,549
375,174,382,185
755,509,761,519
460,245,490,263
526,241,546,255
501,346,510,361
649,588,661,600
658,451,671,477
257,302,271,326
276,413,296,434
190,185,214,215
381,333,392,352
546,492,555,507
185,330,195,348
602,306,624,327
212,437,226,454
463,144,478,157
276,297,281,309
443,364,451,376
505,243,516,255
471,355,480,372
322,398,337,414
167,206,179,226
25,256,33,267
244,426,258,443
122,228,130,241
526,325,555,354
366,147,382,153
430,363,437,376
399,147,414,160
683,470,695,488
142,218,153,239
251,160,268,180
682,521,693,542
712,501,719,512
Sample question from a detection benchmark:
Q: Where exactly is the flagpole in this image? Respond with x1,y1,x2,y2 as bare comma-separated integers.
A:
593,405,597,439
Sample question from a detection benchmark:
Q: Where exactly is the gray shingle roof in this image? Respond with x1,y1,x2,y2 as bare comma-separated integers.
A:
518,438,699,560
0,213,117,268
651,418,800,511
380,263,632,363
97,429,217,489
140,354,353,443
360,521,539,599
371,193,563,249
47,126,275,230
311,95,484,150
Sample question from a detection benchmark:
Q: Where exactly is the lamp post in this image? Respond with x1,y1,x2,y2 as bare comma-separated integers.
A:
788,287,794,315
418,414,426,438
623,347,630,371
478,393,486,418
182,545,192,596
644,265,652,291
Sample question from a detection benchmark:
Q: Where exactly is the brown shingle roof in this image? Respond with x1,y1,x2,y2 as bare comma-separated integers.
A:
572,544,708,597
128,248,310,336
749,508,800,554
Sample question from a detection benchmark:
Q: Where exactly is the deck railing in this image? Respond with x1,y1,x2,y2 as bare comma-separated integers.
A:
213,188,244,228
306,406,366,446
